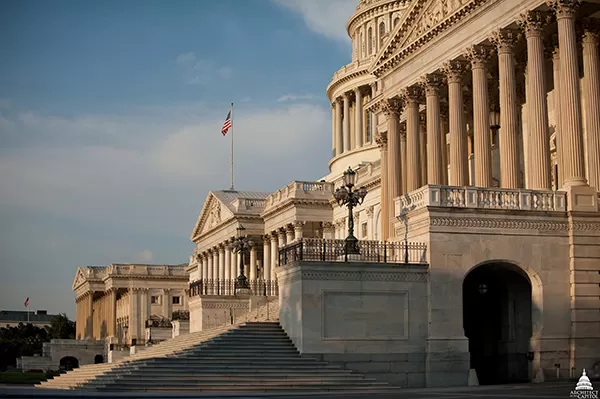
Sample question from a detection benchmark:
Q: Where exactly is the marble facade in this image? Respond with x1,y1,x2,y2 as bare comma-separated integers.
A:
73,264,188,345
187,0,600,387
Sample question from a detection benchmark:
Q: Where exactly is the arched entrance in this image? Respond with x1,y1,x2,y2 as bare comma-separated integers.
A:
94,354,104,364
59,356,79,371
463,262,532,385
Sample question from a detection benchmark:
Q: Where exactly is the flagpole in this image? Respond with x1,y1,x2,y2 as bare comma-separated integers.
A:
230,102,234,191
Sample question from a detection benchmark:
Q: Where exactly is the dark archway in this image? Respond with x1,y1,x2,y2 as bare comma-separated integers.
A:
93,354,103,364
59,356,79,371
463,262,532,385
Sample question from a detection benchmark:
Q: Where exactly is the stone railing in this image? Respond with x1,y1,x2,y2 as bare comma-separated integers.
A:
263,181,334,213
330,56,374,83
394,185,567,215
231,197,267,212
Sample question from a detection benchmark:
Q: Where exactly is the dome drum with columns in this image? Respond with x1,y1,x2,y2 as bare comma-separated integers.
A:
187,0,600,387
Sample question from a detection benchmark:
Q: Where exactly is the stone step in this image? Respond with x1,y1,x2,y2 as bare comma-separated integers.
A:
179,350,300,357
84,383,395,392
96,373,366,381
101,362,350,374
84,379,389,388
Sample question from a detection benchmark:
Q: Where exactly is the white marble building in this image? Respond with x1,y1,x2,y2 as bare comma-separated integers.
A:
187,0,600,388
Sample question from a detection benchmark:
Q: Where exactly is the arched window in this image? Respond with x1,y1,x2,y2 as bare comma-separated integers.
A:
360,31,364,57
379,21,386,46
367,27,373,55
394,17,400,28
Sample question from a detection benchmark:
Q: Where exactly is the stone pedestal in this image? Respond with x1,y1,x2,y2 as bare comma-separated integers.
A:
564,185,598,212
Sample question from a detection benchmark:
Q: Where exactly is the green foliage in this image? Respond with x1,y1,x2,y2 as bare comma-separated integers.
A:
46,313,76,340
0,314,75,370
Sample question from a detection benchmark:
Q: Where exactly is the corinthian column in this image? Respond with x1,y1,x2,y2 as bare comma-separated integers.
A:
375,131,389,240
443,60,469,186
401,86,423,192
519,11,552,190
466,45,493,187
550,39,564,188
399,124,408,195
382,98,403,203
355,87,364,148
582,21,600,190
335,98,343,155
421,74,445,184
331,103,336,157
419,114,427,185
262,236,271,282
343,93,351,152
491,28,521,189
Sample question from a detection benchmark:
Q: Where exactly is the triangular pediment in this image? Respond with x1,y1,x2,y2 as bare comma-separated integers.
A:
72,267,87,290
371,0,474,73
190,192,234,241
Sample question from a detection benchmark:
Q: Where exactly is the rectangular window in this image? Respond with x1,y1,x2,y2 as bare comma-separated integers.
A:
172,296,180,305
150,296,160,305
361,222,368,238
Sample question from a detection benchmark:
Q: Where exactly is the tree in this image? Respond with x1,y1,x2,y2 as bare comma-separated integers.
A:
46,314,76,340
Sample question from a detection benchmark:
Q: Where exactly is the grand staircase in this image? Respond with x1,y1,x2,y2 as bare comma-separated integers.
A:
38,299,395,393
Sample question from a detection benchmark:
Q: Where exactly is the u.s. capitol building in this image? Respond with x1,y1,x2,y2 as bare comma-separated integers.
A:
185,0,600,388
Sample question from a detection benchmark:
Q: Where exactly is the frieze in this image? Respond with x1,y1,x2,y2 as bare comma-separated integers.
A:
279,269,428,285
202,301,249,310
429,217,569,231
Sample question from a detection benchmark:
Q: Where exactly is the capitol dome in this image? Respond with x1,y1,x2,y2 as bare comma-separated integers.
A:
575,369,594,391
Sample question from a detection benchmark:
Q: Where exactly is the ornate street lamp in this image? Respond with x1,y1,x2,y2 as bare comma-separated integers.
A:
333,167,367,255
229,224,254,290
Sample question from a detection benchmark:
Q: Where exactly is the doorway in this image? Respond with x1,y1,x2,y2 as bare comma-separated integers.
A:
463,262,532,384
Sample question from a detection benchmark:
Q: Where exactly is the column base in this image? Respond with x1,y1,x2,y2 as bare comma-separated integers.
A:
562,184,598,212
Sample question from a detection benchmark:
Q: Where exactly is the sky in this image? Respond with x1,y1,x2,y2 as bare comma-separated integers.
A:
0,0,358,319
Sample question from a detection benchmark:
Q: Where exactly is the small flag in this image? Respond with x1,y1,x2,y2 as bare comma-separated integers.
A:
221,110,232,136
24,297,29,307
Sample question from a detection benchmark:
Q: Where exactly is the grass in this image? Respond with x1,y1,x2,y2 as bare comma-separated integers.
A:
0,371,60,385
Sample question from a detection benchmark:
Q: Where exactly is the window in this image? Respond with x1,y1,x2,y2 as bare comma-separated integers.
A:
366,112,373,142
150,295,160,305
379,22,386,46
367,27,373,55
172,296,180,305
361,222,368,238
394,17,400,28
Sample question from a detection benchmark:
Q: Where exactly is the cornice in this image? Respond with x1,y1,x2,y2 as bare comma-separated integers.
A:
326,67,374,101
371,0,492,78
261,197,333,220
191,214,263,243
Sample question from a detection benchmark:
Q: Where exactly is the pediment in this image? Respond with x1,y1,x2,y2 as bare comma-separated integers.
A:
72,267,87,290
190,192,234,241
371,0,474,74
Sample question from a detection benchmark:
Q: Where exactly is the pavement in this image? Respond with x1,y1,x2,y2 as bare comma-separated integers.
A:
0,382,588,399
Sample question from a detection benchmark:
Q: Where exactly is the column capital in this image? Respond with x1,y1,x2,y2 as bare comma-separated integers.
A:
420,73,444,96
381,97,403,117
518,10,552,38
293,220,305,229
321,221,334,230
400,86,424,105
375,131,388,148
582,18,600,44
442,60,468,84
490,28,522,54
546,0,581,19
465,44,494,69
366,205,375,217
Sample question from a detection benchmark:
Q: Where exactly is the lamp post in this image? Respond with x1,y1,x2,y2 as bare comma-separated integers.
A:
229,225,254,290
333,167,368,255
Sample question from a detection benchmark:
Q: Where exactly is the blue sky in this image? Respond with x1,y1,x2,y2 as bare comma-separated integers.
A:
0,0,357,319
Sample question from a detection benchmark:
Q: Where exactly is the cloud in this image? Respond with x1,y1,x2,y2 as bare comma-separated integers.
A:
271,0,356,44
277,93,315,102
175,52,232,85
0,98,11,110
135,250,153,262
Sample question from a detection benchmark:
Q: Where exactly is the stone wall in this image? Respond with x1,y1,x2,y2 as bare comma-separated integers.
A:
277,260,429,388
20,339,106,371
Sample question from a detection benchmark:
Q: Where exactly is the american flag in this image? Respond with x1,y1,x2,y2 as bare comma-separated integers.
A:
221,110,232,136
24,297,29,307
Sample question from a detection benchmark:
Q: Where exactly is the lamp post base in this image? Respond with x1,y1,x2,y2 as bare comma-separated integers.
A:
344,235,360,255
